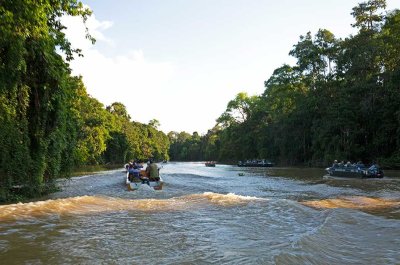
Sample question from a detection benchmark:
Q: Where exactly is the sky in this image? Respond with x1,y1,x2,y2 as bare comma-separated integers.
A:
62,0,398,135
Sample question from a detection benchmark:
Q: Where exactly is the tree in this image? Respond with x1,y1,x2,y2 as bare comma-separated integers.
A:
148,119,160,129
314,29,339,76
73,83,111,165
0,0,93,199
165,2,400,168
106,102,131,120
217,92,257,127
351,0,387,31
289,32,324,80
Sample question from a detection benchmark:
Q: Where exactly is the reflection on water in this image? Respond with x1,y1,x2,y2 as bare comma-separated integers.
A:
0,162,399,264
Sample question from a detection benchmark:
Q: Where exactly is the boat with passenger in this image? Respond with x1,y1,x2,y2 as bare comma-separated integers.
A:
125,161,163,191
126,171,163,190
126,170,164,190
325,161,384,179
238,159,274,167
205,161,216,167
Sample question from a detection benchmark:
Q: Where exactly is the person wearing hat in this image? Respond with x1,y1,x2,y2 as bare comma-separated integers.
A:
146,159,160,181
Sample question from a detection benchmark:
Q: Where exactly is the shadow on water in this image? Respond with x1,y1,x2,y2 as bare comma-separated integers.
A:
231,165,400,219
244,166,400,191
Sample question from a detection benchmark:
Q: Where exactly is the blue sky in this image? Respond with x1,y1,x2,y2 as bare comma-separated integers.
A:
63,0,398,134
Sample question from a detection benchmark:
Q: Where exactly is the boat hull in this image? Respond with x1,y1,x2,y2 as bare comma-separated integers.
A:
126,172,163,191
237,163,273,167
326,168,364,178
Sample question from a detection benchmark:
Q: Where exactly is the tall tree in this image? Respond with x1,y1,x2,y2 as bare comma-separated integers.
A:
351,0,387,31
0,0,93,198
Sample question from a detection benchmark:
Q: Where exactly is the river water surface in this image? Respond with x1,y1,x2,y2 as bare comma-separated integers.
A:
1,162,400,264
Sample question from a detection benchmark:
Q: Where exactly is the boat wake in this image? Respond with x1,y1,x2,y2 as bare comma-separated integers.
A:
181,192,266,206
301,196,400,210
0,192,265,221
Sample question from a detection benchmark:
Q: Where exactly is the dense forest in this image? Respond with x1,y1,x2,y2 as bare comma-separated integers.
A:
169,0,400,168
0,0,169,201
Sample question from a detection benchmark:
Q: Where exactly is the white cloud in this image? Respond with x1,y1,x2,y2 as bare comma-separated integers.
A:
61,13,114,51
61,11,178,131
69,48,176,104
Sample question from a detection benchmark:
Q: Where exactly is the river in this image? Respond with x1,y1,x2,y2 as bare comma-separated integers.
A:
1,162,399,264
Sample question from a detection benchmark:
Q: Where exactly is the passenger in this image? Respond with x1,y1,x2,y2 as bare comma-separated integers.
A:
146,159,160,181
332,160,338,167
136,160,144,169
355,161,363,168
139,171,150,185
131,165,141,182
128,164,135,181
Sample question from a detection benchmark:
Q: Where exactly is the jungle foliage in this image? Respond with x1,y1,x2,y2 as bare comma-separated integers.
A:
0,1,169,201
168,1,400,168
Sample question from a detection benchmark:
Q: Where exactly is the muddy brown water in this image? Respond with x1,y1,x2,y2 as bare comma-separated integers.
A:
1,163,399,264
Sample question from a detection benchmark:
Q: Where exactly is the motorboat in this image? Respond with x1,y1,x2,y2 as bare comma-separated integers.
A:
205,162,216,167
126,171,163,191
238,159,274,167
325,163,384,178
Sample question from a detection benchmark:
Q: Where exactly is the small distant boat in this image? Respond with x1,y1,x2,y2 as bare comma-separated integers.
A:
325,163,384,179
238,159,274,167
126,171,163,191
205,162,216,167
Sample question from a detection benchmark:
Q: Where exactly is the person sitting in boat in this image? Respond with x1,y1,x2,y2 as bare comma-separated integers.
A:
135,160,144,168
355,161,365,169
128,163,135,181
139,169,150,185
131,165,141,182
146,159,160,181
332,160,339,168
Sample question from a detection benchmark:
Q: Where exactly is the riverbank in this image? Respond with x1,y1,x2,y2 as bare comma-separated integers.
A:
0,164,122,204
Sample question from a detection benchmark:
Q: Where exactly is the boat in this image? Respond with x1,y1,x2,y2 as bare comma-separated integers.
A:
237,159,274,167
325,162,384,179
126,170,163,191
205,162,216,167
